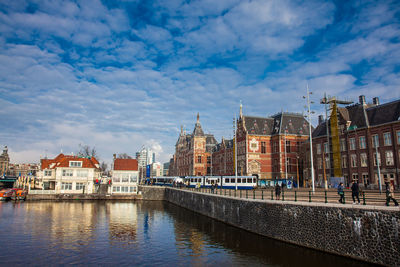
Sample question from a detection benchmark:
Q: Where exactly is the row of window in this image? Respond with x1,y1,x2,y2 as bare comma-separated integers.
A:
317,150,397,170
112,177,138,183
112,186,137,193
189,178,256,184
62,169,89,177
60,182,85,190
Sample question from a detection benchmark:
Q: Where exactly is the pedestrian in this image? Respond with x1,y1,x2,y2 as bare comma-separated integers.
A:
351,181,360,204
338,182,345,203
275,183,281,200
386,182,399,206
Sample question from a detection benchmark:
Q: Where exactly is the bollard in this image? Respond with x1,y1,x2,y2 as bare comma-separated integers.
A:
240,190,242,198
363,192,366,205
220,188,222,195
271,190,274,200
295,191,297,202
324,191,328,203
253,190,255,199
246,190,248,199
262,190,264,200
343,192,346,204
309,191,312,202
282,190,284,201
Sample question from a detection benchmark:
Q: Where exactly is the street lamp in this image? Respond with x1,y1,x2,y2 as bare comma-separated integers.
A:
303,84,315,192
296,154,300,188
284,127,288,180
233,115,238,190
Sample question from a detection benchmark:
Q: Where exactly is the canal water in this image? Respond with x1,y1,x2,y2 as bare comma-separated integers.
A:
0,201,372,266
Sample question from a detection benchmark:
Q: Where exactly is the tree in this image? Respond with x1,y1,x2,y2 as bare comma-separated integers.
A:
77,144,98,159
117,153,132,159
100,161,108,173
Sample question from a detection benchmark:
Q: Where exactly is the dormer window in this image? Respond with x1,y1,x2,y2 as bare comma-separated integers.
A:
69,161,82,167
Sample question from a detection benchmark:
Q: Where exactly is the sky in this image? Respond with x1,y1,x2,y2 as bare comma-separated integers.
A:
1,0,400,166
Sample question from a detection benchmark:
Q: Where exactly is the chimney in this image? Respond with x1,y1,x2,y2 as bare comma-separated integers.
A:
359,95,366,105
373,97,380,106
318,115,324,125
113,154,116,161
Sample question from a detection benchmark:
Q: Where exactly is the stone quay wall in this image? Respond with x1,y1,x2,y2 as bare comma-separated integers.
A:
163,187,400,266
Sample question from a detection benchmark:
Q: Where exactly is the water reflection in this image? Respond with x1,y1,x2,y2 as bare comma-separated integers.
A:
0,201,373,266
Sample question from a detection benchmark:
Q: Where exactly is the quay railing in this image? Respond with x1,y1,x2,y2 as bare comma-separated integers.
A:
178,187,394,207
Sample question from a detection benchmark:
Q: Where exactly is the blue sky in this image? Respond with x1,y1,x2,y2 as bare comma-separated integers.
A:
1,0,399,165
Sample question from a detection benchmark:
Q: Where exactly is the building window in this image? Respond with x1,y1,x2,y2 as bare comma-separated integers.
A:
121,173,129,183
273,142,278,153
373,152,381,166
362,174,369,186
325,156,330,169
383,132,392,146
385,151,394,166
61,182,72,190
372,134,379,148
197,156,201,163
359,136,366,149
285,141,290,153
62,169,73,177
113,176,121,183
317,158,322,169
352,173,359,182
323,143,329,153
360,153,368,167
286,158,290,172
261,142,266,154
76,183,84,190
350,154,357,168
44,170,52,176
349,138,356,150
130,174,138,183
342,155,347,168
69,161,82,167
130,186,137,192
76,170,88,177
340,139,346,152
207,156,211,164
397,131,400,144
316,144,321,154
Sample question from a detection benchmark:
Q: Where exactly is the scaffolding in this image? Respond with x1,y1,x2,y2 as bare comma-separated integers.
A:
320,96,353,178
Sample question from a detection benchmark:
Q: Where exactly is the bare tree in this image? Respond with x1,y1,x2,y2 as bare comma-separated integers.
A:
100,161,108,173
117,153,132,159
77,144,98,159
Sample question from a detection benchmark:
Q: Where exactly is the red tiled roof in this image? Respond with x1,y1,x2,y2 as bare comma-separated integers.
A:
113,159,138,171
41,154,100,169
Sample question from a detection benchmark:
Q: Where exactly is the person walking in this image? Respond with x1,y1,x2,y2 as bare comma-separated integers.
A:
275,183,281,200
338,182,345,204
351,181,360,204
386,182,399,206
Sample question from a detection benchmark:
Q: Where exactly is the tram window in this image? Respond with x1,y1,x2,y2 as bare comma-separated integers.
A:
230,178,235,183
247,178,252,183
237,178,241,183
224,178,229,183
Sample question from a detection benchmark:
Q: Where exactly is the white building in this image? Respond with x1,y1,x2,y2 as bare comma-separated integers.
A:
111,158,139,194
136,147,155,168
37,153,101,194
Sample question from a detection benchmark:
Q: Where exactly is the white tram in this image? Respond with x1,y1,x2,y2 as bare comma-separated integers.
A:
185,176,257,190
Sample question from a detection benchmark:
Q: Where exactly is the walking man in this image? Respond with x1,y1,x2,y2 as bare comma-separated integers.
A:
275,183,281,200
386,182,399,206
338,182,345,204
351,181,360,204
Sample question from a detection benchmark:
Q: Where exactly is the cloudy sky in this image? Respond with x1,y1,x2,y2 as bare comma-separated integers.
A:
1,0,399,165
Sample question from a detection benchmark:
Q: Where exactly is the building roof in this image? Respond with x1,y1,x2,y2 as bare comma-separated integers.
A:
313,98,400,137
242,112,310,136
192,113,205,136
113,158,138,171
41,153,100,170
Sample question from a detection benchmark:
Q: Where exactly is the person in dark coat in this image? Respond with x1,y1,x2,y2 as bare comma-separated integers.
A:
338,182,345,203
351,181,360,204
275,184,281,200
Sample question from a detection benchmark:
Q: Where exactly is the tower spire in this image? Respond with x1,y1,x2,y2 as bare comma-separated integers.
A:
197,112,200,123
239,100,243,118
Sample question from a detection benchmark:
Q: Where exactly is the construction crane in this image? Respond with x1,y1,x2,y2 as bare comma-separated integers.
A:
320,95,353,178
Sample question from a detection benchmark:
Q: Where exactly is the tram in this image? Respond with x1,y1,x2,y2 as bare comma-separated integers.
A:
151,177,181,186
185,176,257,190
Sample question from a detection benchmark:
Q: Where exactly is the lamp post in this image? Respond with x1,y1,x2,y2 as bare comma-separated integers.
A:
296,155,300,188
284,127,288,180
233,114,238,190
373,135,382,193
303,84,315,192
